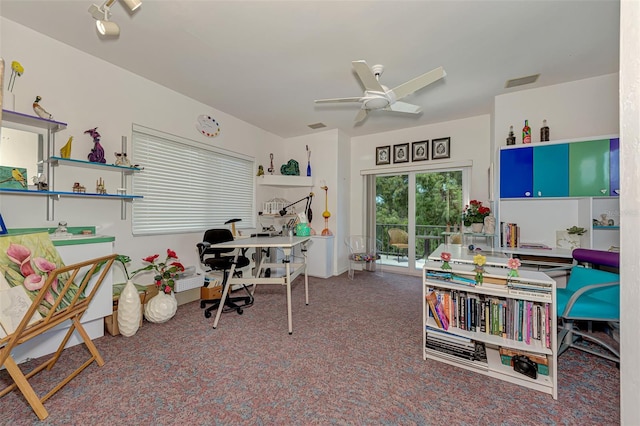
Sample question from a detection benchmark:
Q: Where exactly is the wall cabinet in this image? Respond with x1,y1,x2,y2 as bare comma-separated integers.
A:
568,139,610,196
498,136,620,251
0,110,142,220
500,137,618,199
423,260,557,399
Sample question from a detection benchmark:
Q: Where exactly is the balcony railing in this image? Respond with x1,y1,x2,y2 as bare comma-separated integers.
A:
376,223,448,259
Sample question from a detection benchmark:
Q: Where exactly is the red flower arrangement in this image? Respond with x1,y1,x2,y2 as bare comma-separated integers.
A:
130,249,185,294
461,200,491,226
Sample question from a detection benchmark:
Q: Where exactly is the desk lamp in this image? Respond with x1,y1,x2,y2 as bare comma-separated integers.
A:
279,192,314,222
225,218,241,237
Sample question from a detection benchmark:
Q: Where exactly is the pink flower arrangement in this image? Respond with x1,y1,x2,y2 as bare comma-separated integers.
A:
440,252,452,270
129,249,185,294
507,257,521,277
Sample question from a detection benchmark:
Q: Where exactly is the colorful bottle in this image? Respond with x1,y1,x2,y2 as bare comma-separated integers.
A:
506,126,516,145
540,119,549,142
522,120,531,144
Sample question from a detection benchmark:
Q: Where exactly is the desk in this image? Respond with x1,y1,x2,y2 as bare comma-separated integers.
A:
209,236,310,334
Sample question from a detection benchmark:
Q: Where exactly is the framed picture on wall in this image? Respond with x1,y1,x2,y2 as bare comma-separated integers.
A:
393,143,409,163
432,137,451,159
376,145,391,165
0,213,7,235
412,140,428,161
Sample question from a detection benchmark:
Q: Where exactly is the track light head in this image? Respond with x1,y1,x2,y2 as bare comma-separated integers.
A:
121,0,142,12
96,19,120,36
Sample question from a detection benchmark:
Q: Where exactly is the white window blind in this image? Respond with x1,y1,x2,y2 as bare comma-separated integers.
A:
131,125,255,235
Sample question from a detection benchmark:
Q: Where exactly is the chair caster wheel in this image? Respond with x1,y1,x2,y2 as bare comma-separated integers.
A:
237,308,243,315
200,301,206,309
204,310,212,318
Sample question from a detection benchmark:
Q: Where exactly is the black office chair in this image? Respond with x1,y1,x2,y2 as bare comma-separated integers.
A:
197,228,253,318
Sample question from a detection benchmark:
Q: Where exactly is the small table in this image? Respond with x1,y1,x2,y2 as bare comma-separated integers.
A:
417,235,444,258
207,236,310,334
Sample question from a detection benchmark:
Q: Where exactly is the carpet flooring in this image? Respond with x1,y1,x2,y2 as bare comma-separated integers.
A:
0,271,620,425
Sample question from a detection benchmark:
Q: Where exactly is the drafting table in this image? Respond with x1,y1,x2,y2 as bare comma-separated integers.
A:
208,236,310,334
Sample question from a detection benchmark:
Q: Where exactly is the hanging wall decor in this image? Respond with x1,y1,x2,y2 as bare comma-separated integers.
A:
412,140,428,161
196,115,221,138
393,143,409,164
432,137,451,159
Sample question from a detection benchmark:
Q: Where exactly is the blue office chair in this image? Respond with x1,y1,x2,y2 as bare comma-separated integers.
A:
197,228,253,318
556,249,619,365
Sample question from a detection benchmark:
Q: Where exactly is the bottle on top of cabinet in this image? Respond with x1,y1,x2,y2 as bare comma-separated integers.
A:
506,126,516,146
522,120,531,144
540,119,550,142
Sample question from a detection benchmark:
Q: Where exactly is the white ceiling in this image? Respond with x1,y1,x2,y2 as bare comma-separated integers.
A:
0,0,620,139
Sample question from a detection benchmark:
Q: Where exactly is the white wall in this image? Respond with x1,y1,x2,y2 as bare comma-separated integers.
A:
0,18,283,279
349,114,492,241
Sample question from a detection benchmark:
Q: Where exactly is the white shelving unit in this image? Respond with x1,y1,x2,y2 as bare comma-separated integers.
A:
422,259,557,399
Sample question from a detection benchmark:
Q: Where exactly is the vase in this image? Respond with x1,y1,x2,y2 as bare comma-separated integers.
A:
144,291,178,323
556,230,581,250
117,280,142,337
470,223,484,233
483,215,496,234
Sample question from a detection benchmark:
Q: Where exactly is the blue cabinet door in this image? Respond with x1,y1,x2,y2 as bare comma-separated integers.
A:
610,138,619,196
533,144,569,197
500,147,533,198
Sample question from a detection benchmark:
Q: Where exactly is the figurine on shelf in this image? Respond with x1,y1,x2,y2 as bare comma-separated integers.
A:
60,136,73,159
321,184,332,236
85,127,106,164
257,165,265,176
32,173,48,191
114,151,131,167
96,177,107,194
72,182,86,193
267,153,275,175
32,96,53,119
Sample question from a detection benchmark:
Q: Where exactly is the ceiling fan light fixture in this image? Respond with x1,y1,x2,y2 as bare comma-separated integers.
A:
363,97,390,110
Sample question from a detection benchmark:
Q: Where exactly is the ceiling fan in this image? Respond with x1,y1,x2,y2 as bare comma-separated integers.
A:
315,60,446,123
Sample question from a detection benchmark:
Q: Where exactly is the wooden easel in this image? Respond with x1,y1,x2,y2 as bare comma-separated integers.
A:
0,254,116,420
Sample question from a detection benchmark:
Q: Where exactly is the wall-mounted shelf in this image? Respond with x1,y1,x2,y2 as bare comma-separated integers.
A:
48,156,142,175
258,175,312,187
1,109,67,132
0,188,142,200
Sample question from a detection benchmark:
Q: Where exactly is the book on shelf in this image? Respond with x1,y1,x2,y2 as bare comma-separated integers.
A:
518,242,552,250
426,291,446,329
500,222,520,248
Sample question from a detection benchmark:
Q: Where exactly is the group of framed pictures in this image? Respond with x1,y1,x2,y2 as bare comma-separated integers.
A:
375,137,450,166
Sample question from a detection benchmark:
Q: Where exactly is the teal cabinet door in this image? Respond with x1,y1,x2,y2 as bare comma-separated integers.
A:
569,139,610,196
533,144,569,197
500,147,533,198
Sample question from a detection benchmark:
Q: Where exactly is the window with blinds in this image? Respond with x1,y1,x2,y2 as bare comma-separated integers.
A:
131,125,255,235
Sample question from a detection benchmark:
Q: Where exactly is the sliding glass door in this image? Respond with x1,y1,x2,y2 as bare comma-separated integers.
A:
373,168,465,274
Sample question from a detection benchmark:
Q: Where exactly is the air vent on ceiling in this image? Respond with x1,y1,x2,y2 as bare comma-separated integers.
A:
308,122,327,129
505,73,540,89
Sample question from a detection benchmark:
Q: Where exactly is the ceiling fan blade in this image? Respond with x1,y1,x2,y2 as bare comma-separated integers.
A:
354,109,368,123
352,60,385,92
391,66,446,100
385,101,422,114
315,97,362,104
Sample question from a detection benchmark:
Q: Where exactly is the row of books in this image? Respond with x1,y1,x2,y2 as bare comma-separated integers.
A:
425,271,477,287
501,222,520,248
426,288,552,348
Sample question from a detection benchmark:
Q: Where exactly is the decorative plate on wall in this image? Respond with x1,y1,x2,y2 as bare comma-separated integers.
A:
196,115,221,138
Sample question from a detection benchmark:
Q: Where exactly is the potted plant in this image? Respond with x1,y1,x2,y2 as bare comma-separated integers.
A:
462,200,491,232
556,226,587,250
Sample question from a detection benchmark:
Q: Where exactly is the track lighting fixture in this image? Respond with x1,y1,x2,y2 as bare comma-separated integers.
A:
88,0,142,37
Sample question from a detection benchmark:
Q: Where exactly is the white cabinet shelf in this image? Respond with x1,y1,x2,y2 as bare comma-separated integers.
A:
258,175,312,187
422,259,557,399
